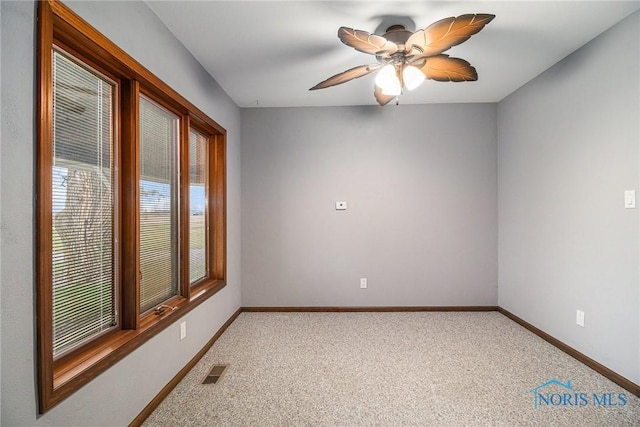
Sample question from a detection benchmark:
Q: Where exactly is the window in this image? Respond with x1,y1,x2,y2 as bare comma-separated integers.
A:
139,95,180,312
51,50,117,357
37,0,226,413
189,128,209,284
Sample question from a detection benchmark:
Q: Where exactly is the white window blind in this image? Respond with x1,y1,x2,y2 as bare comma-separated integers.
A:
139,95,179,312
51,50,116,357
189,129,208,284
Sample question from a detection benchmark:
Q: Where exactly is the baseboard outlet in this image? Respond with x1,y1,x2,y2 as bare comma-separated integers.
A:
128,308,242,427
497,307,640,398
241,306,499,312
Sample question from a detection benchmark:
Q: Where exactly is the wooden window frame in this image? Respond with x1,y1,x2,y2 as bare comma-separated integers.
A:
36,0,227,413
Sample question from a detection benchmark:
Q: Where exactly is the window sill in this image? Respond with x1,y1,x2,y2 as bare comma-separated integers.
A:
51,279,226,396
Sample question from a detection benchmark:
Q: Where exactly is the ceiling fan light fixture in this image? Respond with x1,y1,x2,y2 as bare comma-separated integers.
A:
403,65,425,91
310,14,495,105
381,78,402,96
375,64,401,96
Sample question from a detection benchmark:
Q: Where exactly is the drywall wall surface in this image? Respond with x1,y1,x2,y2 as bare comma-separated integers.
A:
242,103,497,307
498,11,640,383
0,1,241,425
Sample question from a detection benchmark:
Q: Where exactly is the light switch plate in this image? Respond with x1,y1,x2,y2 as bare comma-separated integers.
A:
336,201,347,210
624,190,636,209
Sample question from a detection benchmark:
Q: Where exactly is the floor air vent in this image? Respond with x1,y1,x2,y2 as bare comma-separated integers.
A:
202,364,228,384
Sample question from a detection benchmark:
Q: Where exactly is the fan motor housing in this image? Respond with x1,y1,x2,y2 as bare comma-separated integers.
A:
382,25,412,46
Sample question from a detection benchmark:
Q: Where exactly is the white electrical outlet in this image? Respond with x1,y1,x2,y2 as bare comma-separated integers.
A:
180,321,187,340
360,278,367,289
576,310,585,327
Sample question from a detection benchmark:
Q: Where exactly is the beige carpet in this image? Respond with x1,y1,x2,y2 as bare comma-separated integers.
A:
143,312,640,426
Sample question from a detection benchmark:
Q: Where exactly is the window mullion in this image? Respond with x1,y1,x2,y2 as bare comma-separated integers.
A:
120,79,141,330
180,115,191,299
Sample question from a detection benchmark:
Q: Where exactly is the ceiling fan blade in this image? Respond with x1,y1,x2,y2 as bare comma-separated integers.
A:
420,54,477,82
406,14,495,58
338,27,398,56
310,64,381,91
373,86,395,106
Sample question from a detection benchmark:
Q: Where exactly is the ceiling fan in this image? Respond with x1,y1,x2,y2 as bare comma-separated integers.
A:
310,14,495,106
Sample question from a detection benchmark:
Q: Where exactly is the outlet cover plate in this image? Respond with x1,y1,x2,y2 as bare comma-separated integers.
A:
576,310,584,327
180,321,187,340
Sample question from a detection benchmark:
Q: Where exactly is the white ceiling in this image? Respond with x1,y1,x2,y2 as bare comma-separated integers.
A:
147,1,640,108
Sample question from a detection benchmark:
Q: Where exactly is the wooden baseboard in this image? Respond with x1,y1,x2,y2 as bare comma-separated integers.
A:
241,306,499,312
497,307,640,398
128,308,242,427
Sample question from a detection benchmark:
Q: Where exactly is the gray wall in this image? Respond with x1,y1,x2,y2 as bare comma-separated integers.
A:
242,104,498,307
0,1,241,425
498,11,640,384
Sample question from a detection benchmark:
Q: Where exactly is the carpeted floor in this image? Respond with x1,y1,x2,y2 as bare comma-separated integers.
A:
143,312,640,426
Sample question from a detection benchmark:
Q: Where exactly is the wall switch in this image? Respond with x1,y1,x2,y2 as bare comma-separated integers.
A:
180,321,187,340
624,190,636,209
336,201,347,210
360,278,367,289
576,310,584,327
